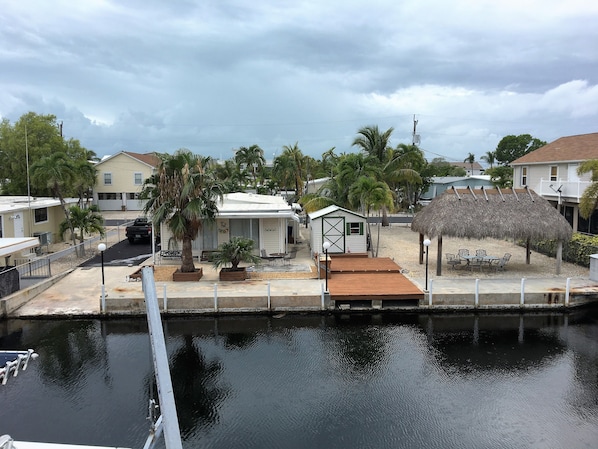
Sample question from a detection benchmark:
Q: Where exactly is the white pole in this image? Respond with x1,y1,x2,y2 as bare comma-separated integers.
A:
428,279,433,306
267,281,271,310
565,278,571,307
214,283,218,312
101,285,106,313
475,279,479,307
163,284,167,311
321,284,325,310
520,278,526,306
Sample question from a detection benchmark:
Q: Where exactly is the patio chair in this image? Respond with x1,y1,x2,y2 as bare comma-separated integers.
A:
468,256,484,272
260,249,276,264
283,250,297,266
446,253,462,270
475,249,487,257
458,248,470,258
492,253,511,271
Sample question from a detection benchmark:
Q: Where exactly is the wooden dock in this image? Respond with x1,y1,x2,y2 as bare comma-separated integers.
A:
326,255,424,306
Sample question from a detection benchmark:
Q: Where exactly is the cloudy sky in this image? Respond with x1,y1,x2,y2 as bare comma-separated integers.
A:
1,0,597,164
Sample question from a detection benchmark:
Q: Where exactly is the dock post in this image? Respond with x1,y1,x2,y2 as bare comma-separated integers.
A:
520,278,526,306
100,285,106,313
213,283,218,312
267,281,271,311
565,278,571,307
475,279,479,307
163,284,167,311
321,284,326,310
428,279,433,306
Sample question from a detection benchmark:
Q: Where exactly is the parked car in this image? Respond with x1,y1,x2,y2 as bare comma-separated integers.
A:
125,217,154,244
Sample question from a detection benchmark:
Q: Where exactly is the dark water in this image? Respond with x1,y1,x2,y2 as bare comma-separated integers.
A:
1,311,598,449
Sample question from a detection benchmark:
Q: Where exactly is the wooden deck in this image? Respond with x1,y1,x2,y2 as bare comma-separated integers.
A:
327,256,424,302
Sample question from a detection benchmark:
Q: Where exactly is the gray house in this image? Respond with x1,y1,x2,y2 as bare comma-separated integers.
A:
420,176,494,203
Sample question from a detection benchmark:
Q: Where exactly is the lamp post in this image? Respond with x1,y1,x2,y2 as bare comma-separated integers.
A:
322,241,331,292
423,238,431,291
98,243,106,312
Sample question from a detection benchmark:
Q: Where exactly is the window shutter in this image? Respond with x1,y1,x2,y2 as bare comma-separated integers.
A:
346,223,350,235
359,222,364,235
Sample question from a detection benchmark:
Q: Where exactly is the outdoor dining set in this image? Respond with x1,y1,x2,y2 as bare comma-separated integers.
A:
260,249,297,266
446,249,511,272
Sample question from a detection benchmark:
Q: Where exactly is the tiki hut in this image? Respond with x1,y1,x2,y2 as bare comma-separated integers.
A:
411,186,573,275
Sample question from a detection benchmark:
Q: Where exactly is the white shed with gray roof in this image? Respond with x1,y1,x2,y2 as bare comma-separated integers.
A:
308,205,368,257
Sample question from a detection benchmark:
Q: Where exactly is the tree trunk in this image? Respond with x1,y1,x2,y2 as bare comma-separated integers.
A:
180,236,196,272
381,207,390,227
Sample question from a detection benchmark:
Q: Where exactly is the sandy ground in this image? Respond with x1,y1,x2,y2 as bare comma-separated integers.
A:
373,223,588,280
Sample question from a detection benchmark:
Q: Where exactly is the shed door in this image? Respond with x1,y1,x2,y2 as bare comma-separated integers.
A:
322,216,345,253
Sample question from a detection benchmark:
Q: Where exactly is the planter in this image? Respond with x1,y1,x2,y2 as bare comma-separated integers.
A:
172,268,203,282
219,267,248,281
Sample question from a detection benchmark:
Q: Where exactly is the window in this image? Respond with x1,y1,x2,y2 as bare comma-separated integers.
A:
104,173,112,185
521,167,528,186
550,166,558,182
98,193,122,200
346,222,364,235
127,193,140,199
34,208,48,223
134,172,143,185
0,215,3,238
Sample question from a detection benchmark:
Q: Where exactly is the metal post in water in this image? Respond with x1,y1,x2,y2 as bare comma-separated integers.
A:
520,278,526,306
141,267,183,449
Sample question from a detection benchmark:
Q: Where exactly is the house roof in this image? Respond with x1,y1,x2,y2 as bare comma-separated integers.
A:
0,196,78,214
411,186,572,241
97,151,160,168
308,205,366,220
217,192,299,220
511,132,598,165
450,162,484,171
0,237,40,258
430,175,492,185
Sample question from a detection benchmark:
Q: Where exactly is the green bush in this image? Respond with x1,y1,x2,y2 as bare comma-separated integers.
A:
524,233,598,267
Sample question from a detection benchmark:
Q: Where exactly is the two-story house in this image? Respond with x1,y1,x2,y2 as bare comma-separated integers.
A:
94,151,160,212
511,132,598,234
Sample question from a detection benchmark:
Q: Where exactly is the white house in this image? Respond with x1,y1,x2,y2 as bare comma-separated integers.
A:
159,192,300,257
510,132,598,233
308,205,368,257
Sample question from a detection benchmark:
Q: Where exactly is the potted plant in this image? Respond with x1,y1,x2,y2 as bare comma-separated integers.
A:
212,236,262,281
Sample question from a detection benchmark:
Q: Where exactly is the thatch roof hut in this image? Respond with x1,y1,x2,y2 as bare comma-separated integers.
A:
411,186,573,275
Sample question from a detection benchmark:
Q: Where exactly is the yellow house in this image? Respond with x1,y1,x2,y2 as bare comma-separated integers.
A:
94,151,159,211
0,196,79,246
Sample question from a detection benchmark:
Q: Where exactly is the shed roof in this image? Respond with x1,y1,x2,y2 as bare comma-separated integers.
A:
308,205,366,220
411,186,572,241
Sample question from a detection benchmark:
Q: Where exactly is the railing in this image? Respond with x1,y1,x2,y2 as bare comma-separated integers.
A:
536,179,592,202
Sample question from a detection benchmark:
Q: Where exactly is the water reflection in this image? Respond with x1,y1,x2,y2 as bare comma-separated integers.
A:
1,309,597,449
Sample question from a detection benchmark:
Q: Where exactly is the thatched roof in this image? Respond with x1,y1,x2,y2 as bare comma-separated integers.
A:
411,186,572,241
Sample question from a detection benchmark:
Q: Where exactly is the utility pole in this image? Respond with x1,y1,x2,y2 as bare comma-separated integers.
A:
412,114,420,146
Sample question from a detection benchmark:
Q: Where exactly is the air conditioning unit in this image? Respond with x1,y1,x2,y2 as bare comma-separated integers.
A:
33,232,52,246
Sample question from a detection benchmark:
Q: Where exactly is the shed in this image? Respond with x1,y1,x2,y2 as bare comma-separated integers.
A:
308,205,368,257
411,186,573,275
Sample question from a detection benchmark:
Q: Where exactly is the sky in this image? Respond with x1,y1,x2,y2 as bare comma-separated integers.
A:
1,0,597,164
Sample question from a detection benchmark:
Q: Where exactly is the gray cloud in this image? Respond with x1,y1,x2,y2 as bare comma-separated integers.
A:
1,0,597,163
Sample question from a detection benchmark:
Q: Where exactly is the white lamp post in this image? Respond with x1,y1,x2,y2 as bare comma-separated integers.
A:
322,241,331,292
423,238,431,291
98,243,106,312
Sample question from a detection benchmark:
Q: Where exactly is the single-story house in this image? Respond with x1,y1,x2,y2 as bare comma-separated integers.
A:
420,176,494,203
308,205,368,257
94,151,159,212
158,192,300,257
0,196,78,251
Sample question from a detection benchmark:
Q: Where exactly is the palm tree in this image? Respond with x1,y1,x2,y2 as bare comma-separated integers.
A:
234,144,265,189
481,151,496,169
577,160,598,224
59,205,105,255
348,176,393,257
464,152,476,175
141,149,223,273
73,159,97,206
352,125,394,162
281,142,306,196
384,144,424,211
30,152,79,251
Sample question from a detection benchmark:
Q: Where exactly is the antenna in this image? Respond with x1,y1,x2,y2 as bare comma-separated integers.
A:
412,114,420,146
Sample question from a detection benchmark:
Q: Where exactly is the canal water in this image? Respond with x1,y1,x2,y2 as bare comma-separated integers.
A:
1,310,598,449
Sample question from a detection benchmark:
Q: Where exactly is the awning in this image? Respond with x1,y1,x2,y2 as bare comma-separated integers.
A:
0,237,40,258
